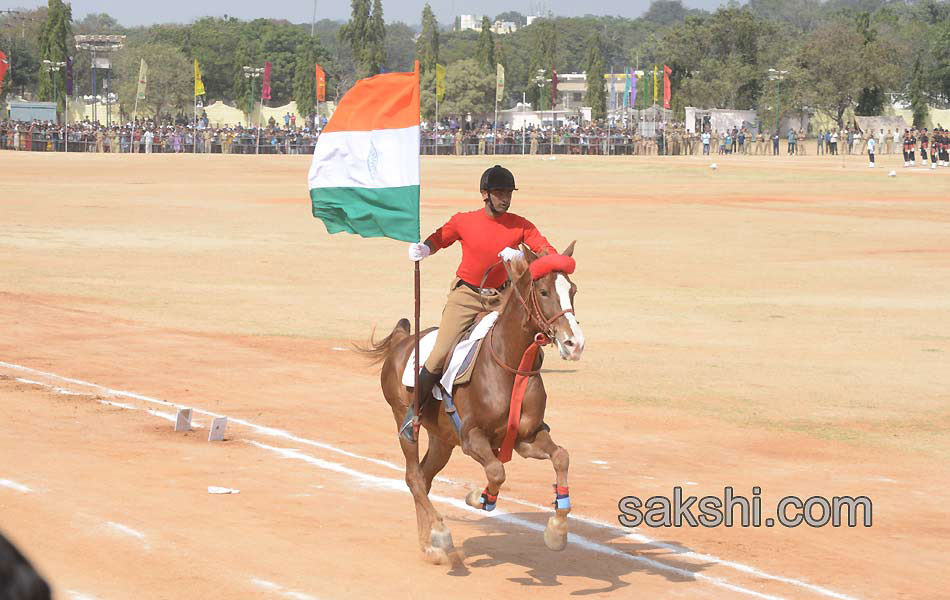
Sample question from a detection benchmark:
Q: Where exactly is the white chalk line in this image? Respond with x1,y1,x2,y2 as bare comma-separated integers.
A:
105,520,146,540
67,591,100,600
0,360,857,600
251,577,320,600
0,478,33,493
253,441,784,600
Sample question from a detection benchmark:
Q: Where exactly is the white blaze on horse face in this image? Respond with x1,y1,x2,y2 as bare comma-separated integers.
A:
554,274,585,360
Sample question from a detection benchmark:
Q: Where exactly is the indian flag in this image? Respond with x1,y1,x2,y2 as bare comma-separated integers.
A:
308,66,420,243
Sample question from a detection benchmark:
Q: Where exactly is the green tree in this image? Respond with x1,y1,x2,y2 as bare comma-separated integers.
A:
36,0,72,110
417,3,439,74
293,38,328,119
584,32,606,121
439,57,494,117
365,0,386,75
797,18,900,127
113,42,191,122
908,56,929,128
528,19,557,110
340,0,371,78
385,22,416,72
477,16,494,73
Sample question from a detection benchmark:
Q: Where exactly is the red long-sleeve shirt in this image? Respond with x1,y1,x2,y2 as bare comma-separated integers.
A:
425,209,556,289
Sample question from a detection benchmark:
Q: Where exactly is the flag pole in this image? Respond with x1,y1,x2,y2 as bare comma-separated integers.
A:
193,93,197,154
256,96,263,155
412,60,422,442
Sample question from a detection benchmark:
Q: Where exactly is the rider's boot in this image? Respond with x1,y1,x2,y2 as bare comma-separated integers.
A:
399,366,441,442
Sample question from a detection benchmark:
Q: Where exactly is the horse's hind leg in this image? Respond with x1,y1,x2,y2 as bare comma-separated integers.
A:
399,435,453,564
460,429,506,512
419,433,455,551
515,429,571,551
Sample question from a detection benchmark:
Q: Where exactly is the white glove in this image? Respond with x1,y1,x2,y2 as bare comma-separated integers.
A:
498,247,524,262
408,242,431,262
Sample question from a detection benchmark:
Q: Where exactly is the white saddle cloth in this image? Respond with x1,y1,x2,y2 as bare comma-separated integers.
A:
401,312,499,400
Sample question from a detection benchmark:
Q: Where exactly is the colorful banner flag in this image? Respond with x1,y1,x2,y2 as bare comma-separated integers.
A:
609,71,616,111
0,51,8,97
65,56,73,95
307,62,421,243
663,65,672,109
261,61,272,101
623,69,630,109
496,63,505,101
136,59,148,100
551,69,558,108
653,65,658,105
194,59,205,97
631,69,637,108
315,63,326,102
435,63,445,102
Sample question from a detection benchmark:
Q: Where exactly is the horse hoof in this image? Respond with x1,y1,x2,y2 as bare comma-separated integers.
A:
465,489,484,509
430,523,454,551
543,514,568,551
424,546,450,565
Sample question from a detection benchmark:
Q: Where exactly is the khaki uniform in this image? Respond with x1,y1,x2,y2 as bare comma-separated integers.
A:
423,278,505,373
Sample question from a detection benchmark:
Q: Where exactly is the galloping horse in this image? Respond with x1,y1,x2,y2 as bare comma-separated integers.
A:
357,242,585,563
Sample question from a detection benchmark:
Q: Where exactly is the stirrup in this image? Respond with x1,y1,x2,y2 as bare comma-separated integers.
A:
399,407,417,442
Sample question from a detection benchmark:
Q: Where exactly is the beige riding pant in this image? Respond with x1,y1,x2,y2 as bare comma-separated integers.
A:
423,278,504,372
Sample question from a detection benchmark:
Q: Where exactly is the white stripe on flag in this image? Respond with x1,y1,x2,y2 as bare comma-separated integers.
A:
308,125,420,190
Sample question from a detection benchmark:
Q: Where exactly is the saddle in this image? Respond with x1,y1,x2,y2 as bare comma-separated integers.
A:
401,312,498,395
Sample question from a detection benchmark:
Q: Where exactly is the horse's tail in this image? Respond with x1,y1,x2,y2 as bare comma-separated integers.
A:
352,318,411,367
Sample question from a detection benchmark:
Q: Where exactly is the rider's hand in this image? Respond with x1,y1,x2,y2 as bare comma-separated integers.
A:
408,242,431,262
498,247,524,262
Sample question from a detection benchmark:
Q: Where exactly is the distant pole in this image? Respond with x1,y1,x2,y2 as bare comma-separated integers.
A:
522,91,526,155
311,0,317,37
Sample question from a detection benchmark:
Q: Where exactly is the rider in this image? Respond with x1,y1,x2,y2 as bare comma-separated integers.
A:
406,165,557,435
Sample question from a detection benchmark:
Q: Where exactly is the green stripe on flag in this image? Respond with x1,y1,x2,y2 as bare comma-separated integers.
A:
311,185,420,243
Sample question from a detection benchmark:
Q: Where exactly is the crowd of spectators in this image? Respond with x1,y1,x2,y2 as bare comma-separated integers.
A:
2,114,898,157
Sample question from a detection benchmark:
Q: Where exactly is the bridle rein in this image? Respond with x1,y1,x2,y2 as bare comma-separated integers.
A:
480,260,574,377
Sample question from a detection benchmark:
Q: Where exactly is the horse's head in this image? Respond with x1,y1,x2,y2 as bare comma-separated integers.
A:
504,241,586,361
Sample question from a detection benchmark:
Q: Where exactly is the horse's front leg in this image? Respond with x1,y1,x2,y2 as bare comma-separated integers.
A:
515,428,571,551
460,428,506,512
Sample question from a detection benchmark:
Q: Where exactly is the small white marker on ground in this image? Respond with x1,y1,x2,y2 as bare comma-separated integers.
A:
208,416,228,441
175,408,193,431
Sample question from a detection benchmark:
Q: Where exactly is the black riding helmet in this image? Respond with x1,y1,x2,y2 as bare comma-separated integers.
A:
480,165,518,191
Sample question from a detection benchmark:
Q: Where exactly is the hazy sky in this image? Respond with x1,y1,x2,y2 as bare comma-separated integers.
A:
4,0,733,27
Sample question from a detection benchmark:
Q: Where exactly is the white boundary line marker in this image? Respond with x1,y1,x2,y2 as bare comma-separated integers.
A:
0,360,858,600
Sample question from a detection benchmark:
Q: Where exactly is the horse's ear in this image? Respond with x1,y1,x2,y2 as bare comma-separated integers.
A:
562,240,576,257
521,244,539,263
503,251,529,281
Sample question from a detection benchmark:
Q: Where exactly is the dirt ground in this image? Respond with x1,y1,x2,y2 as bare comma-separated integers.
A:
1,150,949,600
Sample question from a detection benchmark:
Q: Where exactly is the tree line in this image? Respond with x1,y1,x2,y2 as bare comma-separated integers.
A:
2,0,949,126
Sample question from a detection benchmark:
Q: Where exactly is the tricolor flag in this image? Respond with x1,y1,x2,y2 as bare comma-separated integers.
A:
308,64,421,243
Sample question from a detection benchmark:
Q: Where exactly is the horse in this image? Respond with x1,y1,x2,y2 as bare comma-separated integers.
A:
357,242,585,564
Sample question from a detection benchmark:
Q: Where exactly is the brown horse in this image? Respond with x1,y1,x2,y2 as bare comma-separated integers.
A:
357,242,585,563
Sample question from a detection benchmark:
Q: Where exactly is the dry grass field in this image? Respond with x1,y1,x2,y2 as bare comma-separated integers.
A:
2,150,949,599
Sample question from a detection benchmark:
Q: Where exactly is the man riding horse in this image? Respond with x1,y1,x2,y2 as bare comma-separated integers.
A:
361,164,584,562
404,164,559,439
